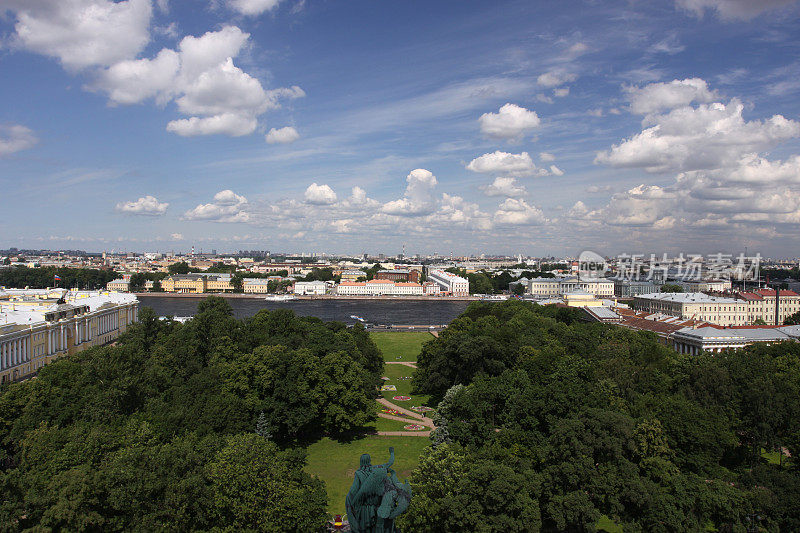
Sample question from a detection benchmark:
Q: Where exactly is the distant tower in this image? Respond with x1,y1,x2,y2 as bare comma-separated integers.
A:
191,245,195,256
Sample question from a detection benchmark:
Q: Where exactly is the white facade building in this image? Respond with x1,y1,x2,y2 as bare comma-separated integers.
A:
524,277,614,298
633,292,748,326
0,289,138,384
293,281,328,295
428,269,469,296
243,278,271,294
336,280,424,296
671,325,800,355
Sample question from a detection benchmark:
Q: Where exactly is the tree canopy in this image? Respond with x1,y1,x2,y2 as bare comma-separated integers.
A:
406,299,800,531
0,297,382,529
0,266,118,290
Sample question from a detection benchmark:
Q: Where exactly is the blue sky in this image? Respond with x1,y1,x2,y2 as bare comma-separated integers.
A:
2,0,800,257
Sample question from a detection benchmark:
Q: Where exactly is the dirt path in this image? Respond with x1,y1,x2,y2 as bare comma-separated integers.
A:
377,398,435,428
378,412,434,427
385,361,417,368
376,430,431,437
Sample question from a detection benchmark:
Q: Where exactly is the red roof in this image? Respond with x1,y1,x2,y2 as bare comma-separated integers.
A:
736,292,764,301
755,288,799,297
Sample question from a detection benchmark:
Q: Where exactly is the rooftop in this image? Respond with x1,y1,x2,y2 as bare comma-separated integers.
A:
635,292,741,304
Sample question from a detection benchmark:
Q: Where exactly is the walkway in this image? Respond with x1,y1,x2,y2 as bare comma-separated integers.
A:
376,397,435,436
385,361,417,368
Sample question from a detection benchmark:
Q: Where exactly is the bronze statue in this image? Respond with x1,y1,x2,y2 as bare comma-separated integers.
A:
345,447,412,532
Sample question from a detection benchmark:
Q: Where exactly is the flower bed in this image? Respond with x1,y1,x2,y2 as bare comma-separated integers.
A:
392,395,411,401
403,424,426,431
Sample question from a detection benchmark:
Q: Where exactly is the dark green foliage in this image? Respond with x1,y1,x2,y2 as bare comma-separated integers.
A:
0,297,380,529
0,266,118,290
407,299,800,531
660,283,684,292
167,261,191,274
785,310,800,325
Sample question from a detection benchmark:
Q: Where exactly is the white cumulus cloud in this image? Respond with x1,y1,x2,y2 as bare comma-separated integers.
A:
115,195,169,216
228,0,282,16
94,26,304,137
478,103,540,140
0,124,38,156
626,78,718,115
466,151,544,177
2,0,153,71
167,113,258,137
537,70,577,88
382,169,438,216
494,198,547,225
304,183,338,205
595,98,800,173
481,177,528,198
266,126,300,144
184,189,249,222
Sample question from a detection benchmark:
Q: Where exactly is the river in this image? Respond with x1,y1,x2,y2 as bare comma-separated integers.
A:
137,296,471,326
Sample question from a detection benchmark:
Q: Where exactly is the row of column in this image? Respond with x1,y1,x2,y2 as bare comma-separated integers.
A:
674,341,700,355
1,308,133,375
0,337,30,371
98,312,119,335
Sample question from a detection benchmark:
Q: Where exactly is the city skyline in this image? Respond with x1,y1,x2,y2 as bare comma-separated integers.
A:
2,0,800,255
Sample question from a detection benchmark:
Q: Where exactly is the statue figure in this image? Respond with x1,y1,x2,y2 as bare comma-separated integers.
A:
345,447,412,532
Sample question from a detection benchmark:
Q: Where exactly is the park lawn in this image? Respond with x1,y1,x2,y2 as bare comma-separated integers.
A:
370,331,433,362
597,515,623,532
306,435,431,515
380,363,432,408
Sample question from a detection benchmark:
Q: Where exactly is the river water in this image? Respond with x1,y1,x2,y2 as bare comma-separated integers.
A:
137,296,471,326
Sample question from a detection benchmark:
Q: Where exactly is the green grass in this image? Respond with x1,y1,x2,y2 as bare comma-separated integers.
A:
302,331,434,516
370,331,433,362
380,362,432,408
306,436,431,514
598,515,623,533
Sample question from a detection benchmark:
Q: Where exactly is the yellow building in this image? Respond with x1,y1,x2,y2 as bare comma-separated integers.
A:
161,273,234,293
162,274,207,293
633,292,748,326
107,279,130,291
0,289,138,384
563,290,603,307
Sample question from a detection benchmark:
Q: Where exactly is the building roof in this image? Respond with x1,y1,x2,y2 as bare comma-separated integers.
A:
755,288,799,297
672,325,797,343
635,292,741,304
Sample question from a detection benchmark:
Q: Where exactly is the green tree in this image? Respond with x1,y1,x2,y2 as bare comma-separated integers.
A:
128,273,147,292
168,262,191,275
207,433,327,531
467,272,493,294
784,311,800,325
231,273,244,293
399,444,541,532
660,283,684,292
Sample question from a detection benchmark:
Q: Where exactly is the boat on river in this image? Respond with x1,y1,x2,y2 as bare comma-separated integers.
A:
264,294,297,302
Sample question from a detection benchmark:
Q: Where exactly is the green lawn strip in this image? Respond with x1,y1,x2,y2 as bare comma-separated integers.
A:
374,416,427,432
380,363,431,408
306,435,431,515
597,515,623,532
370,331,432,362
